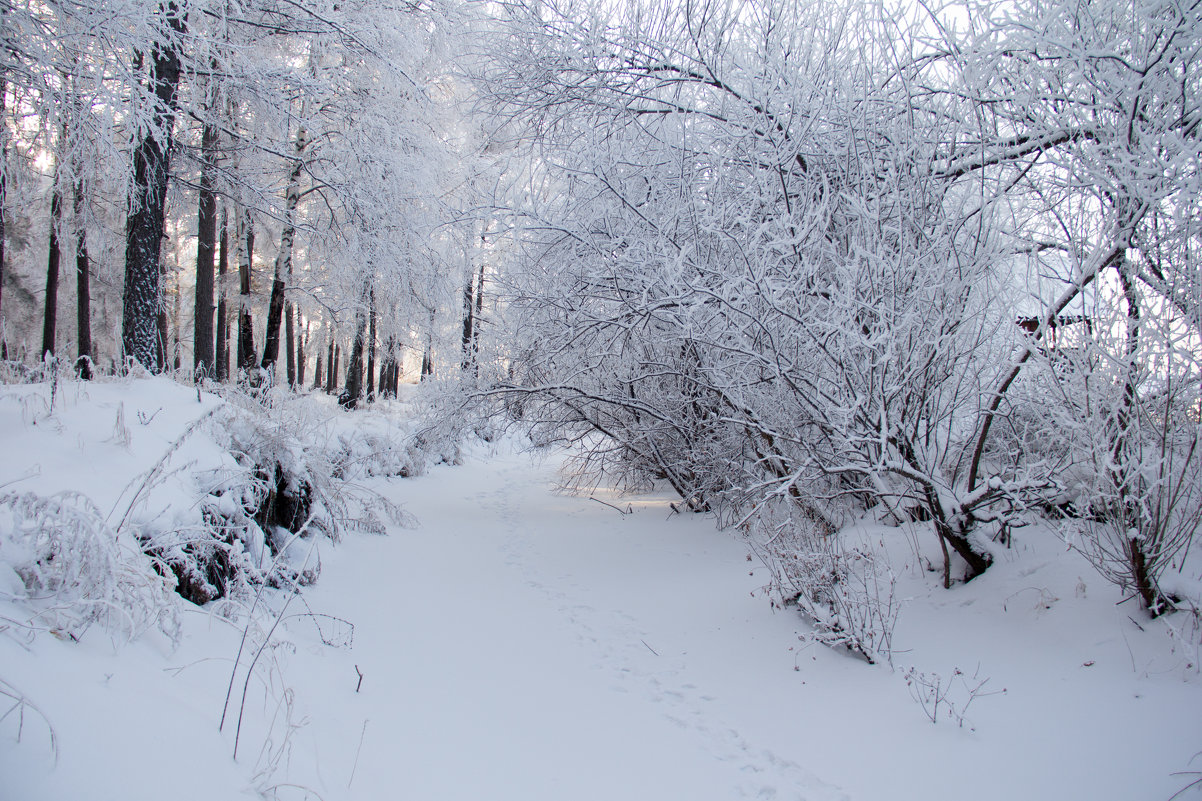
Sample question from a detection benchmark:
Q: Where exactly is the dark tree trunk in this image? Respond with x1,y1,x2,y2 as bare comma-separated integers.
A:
42,186,63,360
422,314,434,381
286,301,296,387
341,305,367,410
261,127,305,377
325,334,335,393
171,265,181,370
156,256,169,369
366,289,377,400
332,344,341,394
460,271,474,369
193,99,218,378
73,178,92,379
472,261,485,373
296,317,307,387
0,74,6,348
261,274,285,378
122,3,186,372
215,207,229,381
236,208,255,372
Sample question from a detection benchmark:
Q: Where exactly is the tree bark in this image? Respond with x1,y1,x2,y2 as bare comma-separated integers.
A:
341,302,368,409
472,260,484,373
42,185,63,360
122,2,186,372
460,269,475,369
73,177,92,379
296,317,307,387
261,126,306,376
325,333,335,393
366,288,377,400
193,80,219,378
236,207,255,373
215,207,229,381
286,300,297,387
0,73,7,352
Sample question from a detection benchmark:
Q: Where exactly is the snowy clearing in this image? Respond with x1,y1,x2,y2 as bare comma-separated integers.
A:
1,378,1201,801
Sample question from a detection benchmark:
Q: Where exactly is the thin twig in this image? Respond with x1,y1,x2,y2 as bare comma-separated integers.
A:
590,496,631,515
348,719,369,789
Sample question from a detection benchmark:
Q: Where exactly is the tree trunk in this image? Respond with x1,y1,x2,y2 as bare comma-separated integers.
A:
236,207,255,373
366,289,377,400
172,256,182,370
472,260,485,374
215,207,229,381
296,317,307,387
42,185,63,360
122,3,186,372
261,274,285,381
193,85,218,378
341,303,368,410
311,325,323,390
460,270,475,369
73,177,92,379
422,312,435,381
0,73,7,352
261,126,306,376
156,254,169,369
286,301,296,387
325,333,335,393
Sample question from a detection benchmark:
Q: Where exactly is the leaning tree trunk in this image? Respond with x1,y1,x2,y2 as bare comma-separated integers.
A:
41,183,63,360
73,176,92,379
193,78,219,379
122,3,185,372
261,127,307,379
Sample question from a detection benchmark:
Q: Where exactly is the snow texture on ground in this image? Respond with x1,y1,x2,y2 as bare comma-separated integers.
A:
2,377,1201,800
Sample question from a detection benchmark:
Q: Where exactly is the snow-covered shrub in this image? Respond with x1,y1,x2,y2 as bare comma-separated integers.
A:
747,502,899,665
1030,310,1202,618
0,491,180,641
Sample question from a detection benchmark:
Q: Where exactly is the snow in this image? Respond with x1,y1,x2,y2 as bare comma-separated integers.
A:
2,377,1201,800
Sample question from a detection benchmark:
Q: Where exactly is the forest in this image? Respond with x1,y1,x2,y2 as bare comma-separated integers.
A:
1,0,1201,736
1,0,1201,797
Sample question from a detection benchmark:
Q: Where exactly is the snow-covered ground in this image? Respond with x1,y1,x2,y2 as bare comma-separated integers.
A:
2,377,1201,800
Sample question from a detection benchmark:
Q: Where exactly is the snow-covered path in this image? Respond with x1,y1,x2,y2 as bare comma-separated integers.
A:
293,447,847,801
4,397,1199,801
